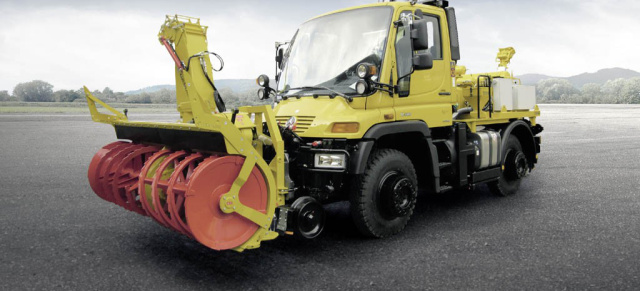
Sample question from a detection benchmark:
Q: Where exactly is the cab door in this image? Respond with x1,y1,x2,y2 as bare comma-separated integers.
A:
393,8,453,128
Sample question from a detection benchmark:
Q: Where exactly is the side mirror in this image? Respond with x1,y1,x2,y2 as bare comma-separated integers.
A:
411,19,430,51
276,47,285,69
413,51,433,70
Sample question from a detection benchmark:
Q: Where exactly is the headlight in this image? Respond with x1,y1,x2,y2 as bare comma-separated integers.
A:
257,88,268,100
314,153,346,169
357,63,368,78
256,74,270,87
356,63,377,79
355,79,370,95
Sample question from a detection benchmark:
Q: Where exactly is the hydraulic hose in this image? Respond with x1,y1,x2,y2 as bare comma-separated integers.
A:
194,53,226,112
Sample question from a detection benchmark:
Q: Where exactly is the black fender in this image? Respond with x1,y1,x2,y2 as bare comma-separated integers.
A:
349,121,440,192
494,120,540,168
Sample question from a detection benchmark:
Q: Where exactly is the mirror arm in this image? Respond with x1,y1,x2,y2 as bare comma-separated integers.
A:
369,80,395,96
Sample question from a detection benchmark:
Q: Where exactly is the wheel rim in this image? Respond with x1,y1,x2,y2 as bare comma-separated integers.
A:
291,196,325,239
378,171,416,219
504,149,528,181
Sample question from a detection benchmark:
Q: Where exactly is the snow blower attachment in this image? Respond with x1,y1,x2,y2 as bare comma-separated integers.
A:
85,15,288,252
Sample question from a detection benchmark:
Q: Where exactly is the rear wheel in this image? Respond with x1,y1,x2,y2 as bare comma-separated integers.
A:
350,149,418,238
489,135,528,196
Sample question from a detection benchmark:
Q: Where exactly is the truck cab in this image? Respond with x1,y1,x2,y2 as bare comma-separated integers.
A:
273,2,456,137
260,1,543,237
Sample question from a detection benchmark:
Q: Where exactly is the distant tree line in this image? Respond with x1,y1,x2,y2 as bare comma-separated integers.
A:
4,78,639,105
1,80,270,107
535,77,640,104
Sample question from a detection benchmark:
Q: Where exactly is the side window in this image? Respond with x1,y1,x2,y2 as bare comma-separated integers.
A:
418,15,442,60
395,12,442,97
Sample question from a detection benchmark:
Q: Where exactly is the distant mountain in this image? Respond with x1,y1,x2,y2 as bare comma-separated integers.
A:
517,74,553,86
517,68,640,87
567,68,640,87
125,85,173,95
125,79,257,95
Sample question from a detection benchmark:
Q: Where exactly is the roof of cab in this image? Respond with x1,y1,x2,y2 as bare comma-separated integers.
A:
305,1,443,23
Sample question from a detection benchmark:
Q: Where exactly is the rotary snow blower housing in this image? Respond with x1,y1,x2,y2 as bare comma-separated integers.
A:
86,2,543,253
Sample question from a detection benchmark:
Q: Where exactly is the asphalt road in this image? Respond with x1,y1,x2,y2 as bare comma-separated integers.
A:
1,105,639,290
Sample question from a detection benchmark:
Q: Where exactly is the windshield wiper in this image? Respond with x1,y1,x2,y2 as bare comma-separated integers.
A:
283,86,353,102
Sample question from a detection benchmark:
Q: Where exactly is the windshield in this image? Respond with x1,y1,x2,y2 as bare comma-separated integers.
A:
278,7,393,96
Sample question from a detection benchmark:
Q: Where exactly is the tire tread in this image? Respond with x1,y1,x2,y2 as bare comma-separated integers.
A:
350,149,417,238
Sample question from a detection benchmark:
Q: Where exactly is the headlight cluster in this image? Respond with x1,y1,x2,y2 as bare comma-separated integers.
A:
314,153,346,169
256,74,272,100
355,63,377,95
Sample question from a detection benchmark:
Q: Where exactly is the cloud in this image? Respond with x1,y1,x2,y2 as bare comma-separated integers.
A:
0,0,638,91
456,0,640,76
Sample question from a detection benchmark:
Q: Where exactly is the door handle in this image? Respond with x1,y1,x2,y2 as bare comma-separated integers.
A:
439,92,451,96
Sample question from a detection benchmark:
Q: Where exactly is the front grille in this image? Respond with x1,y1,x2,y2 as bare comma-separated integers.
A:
275,115,316,134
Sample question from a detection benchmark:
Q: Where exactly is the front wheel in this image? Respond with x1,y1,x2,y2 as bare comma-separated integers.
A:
350,149,418,238
489,135,528,196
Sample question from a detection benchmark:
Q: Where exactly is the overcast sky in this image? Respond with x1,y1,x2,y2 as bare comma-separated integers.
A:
1,0,638,92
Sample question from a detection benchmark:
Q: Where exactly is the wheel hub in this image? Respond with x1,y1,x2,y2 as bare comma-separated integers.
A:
291,196,325,239
505,150,528,180
380,172,417,218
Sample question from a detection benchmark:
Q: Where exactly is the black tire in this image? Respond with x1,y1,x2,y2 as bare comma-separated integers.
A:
489,135,528,196
350,149,418,238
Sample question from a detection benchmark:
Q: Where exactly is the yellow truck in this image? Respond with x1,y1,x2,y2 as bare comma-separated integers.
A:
86,0,543,252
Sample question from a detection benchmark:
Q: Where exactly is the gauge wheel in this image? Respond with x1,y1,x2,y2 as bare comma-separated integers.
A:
350,149,418,238
489,135,528,197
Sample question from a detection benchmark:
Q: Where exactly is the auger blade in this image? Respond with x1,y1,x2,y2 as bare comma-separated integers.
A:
166,153,206,237
100,143,144,205
149,151,189,233
88,141,130,202
111,145,160,215
138,149,173,227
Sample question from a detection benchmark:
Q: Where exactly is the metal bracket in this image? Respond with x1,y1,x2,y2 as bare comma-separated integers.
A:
218,155,272,229
84,87,127,123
